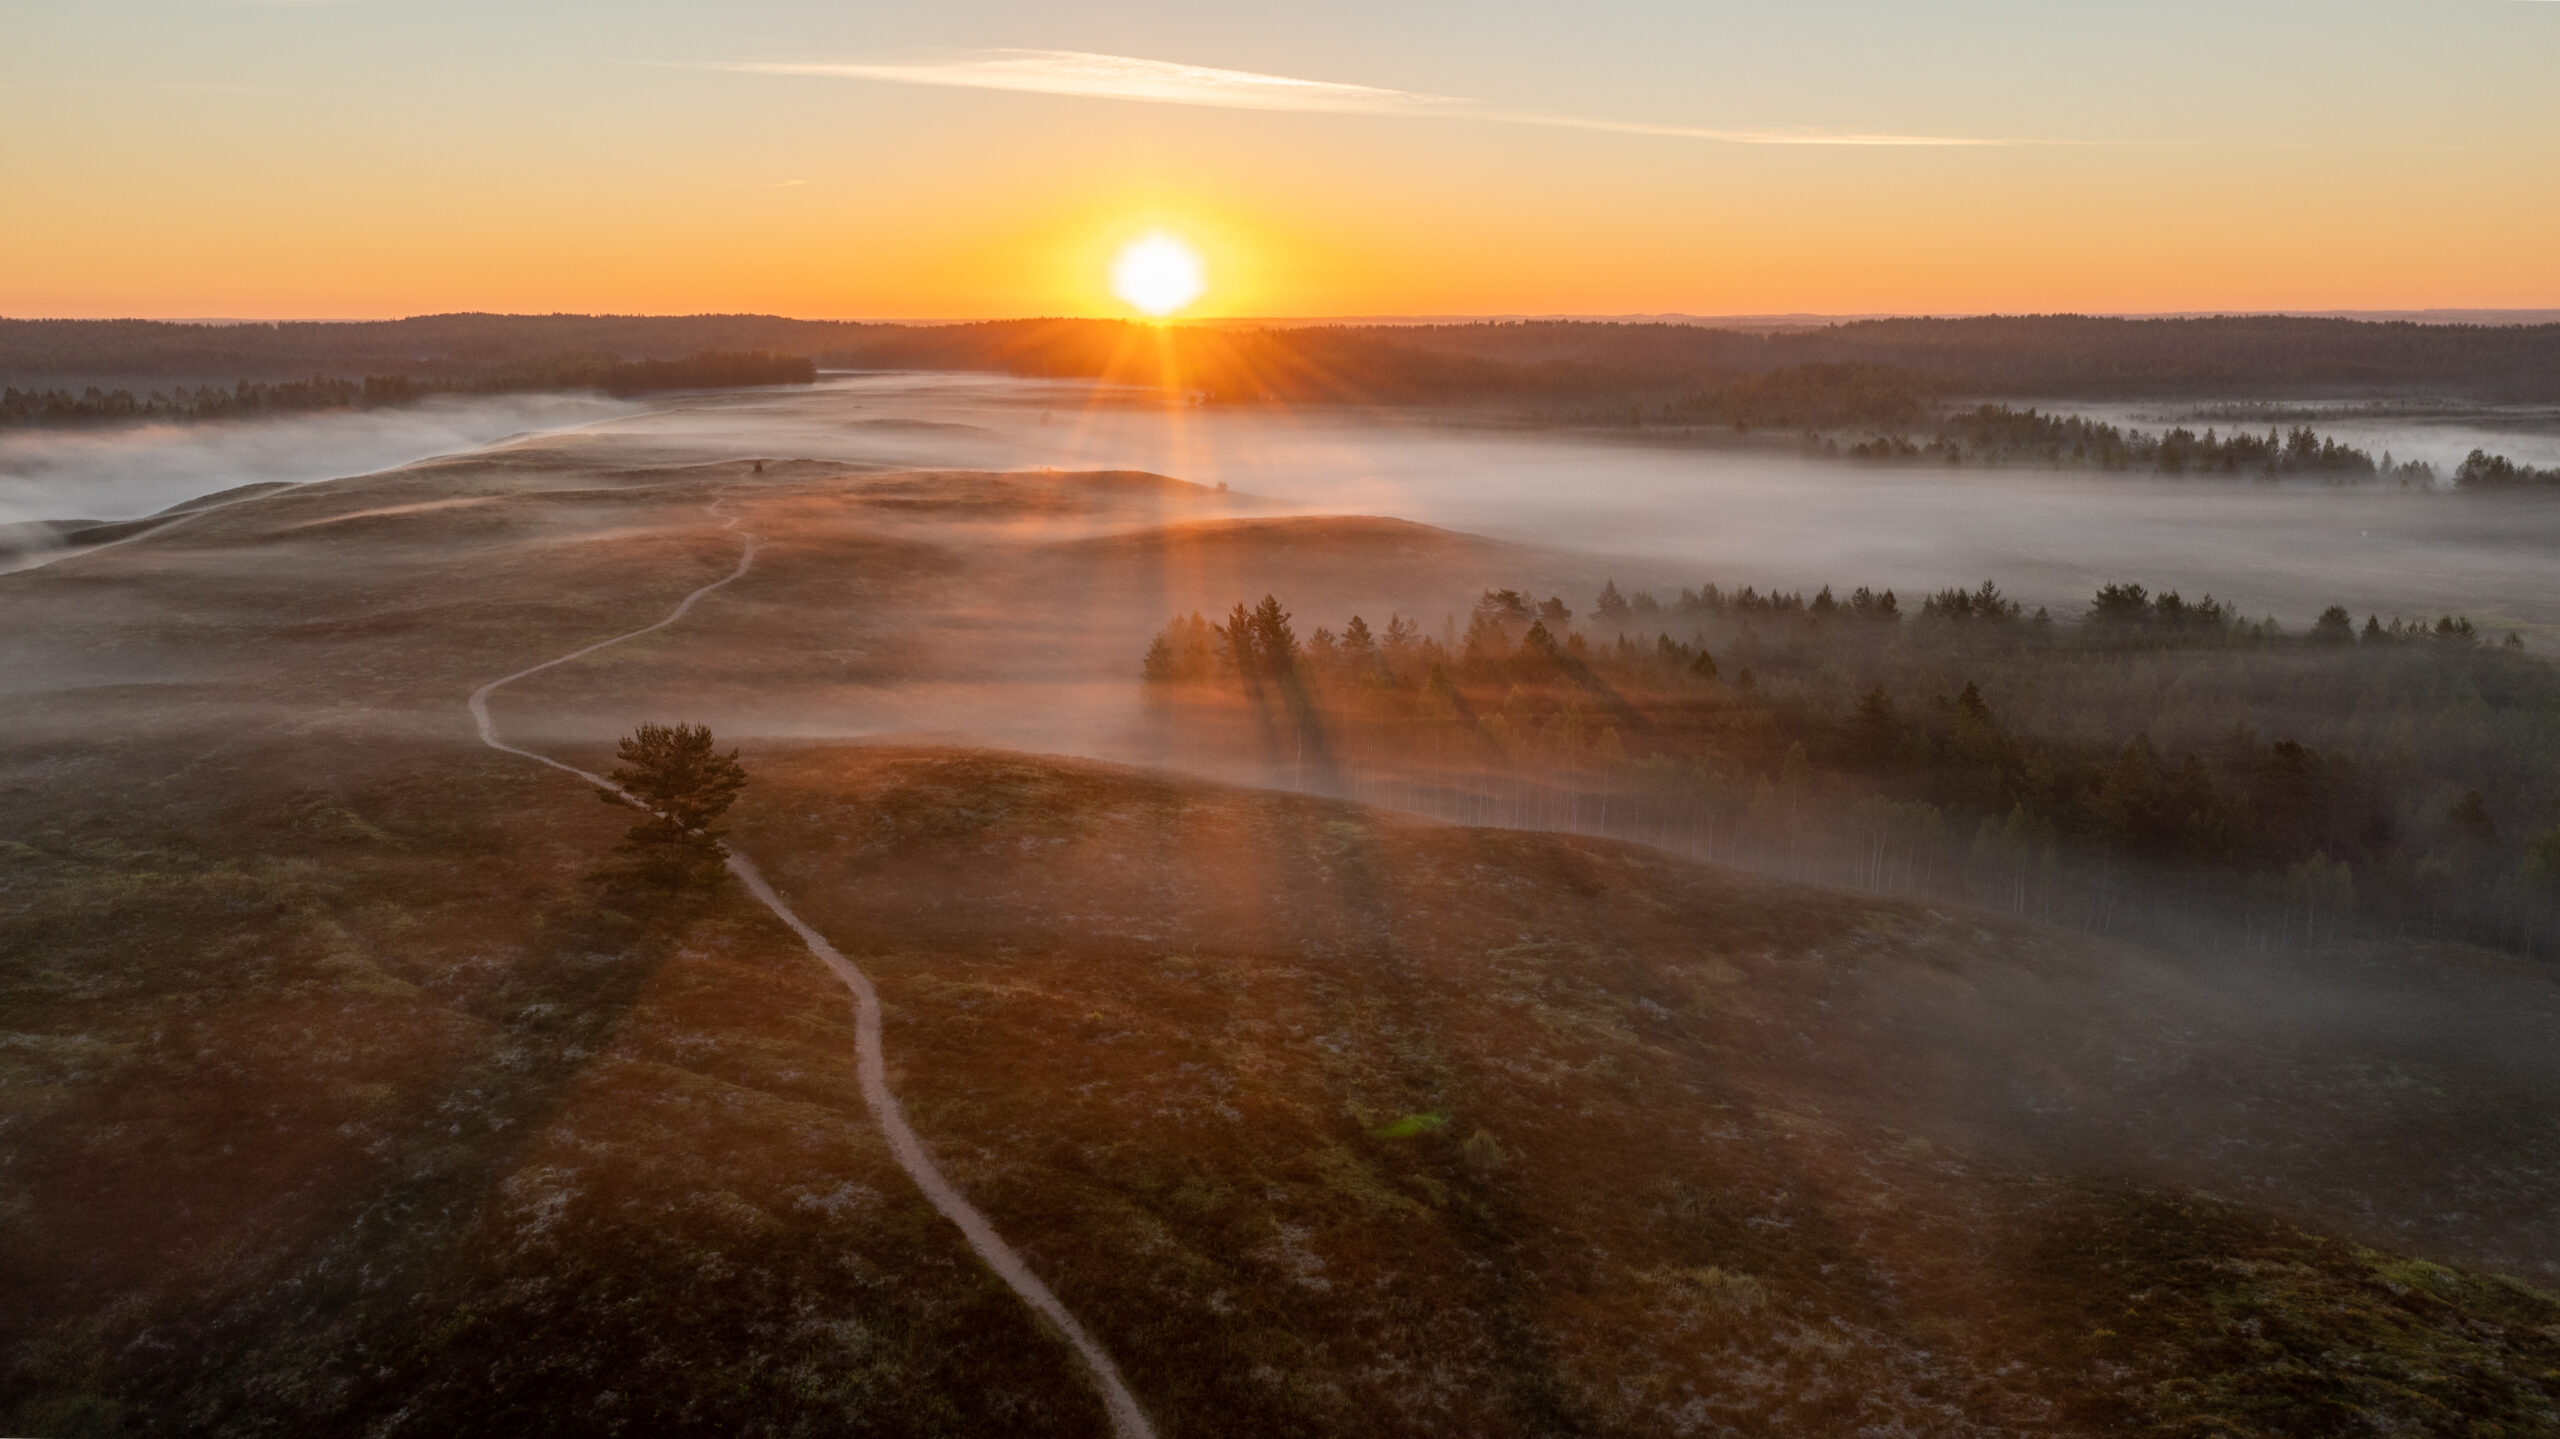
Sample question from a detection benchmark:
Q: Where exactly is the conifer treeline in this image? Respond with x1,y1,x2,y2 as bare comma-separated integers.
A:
1826,406,2443,481
1795,405,2560,486
1143,577,2557,956
0,350,814,428
2451,448,2560,488
13,312,2560,400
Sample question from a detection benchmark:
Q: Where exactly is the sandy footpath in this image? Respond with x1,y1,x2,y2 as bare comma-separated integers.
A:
469,500,1156,1439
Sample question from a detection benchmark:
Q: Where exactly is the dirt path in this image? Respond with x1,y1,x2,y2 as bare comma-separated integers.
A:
470,506,1157,1439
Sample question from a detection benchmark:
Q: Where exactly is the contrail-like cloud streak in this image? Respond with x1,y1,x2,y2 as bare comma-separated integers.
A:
699,49,2024,148
723,51,1442,116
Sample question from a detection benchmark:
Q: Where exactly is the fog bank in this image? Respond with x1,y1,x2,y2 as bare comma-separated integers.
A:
0,391,641,529
614,375,2560,636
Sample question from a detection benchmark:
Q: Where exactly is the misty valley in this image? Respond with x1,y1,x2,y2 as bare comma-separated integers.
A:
6,320,2560,1438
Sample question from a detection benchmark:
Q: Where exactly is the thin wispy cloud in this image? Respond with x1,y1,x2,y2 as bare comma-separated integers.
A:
1492,111,2015,148
0,79,263,93
725,51,1439,117
694,50,2024,148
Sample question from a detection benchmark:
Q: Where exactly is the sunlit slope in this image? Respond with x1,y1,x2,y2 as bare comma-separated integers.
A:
0,444,1534,741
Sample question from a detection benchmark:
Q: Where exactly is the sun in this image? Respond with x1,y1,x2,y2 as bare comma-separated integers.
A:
1110,233,1207,317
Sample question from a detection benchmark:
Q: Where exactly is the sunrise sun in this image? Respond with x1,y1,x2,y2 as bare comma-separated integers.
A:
1110,233,1207,317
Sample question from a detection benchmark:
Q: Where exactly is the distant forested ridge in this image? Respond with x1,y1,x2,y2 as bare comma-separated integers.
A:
0,350,813,428
0,314,872,386
9,315,2557,478
827,314,2560,404
1371,314,2560,400
8,312,2557,400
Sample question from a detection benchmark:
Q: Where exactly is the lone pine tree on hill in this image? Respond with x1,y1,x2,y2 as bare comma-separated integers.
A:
603,722,747,887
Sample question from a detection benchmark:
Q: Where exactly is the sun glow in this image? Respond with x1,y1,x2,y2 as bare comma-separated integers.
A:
1110,233,1207,317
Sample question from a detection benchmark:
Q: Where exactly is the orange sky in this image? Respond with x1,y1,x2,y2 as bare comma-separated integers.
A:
6,2,2558,320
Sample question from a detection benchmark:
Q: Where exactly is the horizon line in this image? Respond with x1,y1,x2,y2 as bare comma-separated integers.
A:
10,307,2560,329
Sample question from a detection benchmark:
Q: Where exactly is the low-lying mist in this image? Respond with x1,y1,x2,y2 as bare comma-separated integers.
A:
2069,398,2560,477
18,373,2559,636
0,390,641,529
618,375,2560,638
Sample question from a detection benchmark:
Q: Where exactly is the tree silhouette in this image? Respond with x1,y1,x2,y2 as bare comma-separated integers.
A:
1214,595,1303,690
1142,611,1216,683
1851,685,1899,762
1594,580,1632,626
1251,595,1300,677
1341,615,1379,671
603,722,748,887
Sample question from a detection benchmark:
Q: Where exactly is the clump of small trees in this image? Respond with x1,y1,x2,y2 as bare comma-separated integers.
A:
602,722,748,888
1831,406,2468,483
2453,449,2560,489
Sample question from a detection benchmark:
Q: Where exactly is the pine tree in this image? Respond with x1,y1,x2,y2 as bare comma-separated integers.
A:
1216,602,1259,683
1249,595,1300,678
1852,685,1898,760
603,722,748,887
1594,580,1632,625
1342,614,1377,663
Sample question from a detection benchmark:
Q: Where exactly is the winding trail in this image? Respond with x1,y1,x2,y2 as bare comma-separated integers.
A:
469,505,1156,1439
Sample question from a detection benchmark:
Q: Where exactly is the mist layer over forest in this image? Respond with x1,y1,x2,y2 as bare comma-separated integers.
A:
588,375,2560,638
2062,399,2560,480
17,373,2560,632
